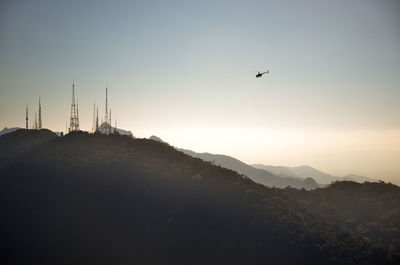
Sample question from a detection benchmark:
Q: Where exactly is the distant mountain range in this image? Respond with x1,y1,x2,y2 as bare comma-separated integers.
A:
148,135,316,189
252,164,378,185
148,135,379,187
177,148,318,190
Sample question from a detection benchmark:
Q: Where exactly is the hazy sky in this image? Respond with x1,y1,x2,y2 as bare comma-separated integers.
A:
1,0,399,183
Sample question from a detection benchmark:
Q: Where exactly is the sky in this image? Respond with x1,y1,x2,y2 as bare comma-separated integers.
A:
1,0,399,183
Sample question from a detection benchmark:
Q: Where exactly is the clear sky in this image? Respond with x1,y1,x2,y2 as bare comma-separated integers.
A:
1,0,399,183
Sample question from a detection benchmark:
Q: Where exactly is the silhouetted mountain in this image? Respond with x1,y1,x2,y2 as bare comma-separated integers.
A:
289,165,336,184
253,164,378,184
304,177,318,188
178,148,318,190
283,181,400,254
1,131,398,265
0,127,21,136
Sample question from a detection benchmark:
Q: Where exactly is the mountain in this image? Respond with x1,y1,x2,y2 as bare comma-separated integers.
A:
289,165,339,184
253,164,378,185
0,127,21,136
178,148,318,190
1,130,398,264
253,164,334,184
252,164,301,178
97,122,134,137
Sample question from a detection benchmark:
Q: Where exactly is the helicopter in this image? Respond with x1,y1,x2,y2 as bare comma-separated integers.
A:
255,70,269,78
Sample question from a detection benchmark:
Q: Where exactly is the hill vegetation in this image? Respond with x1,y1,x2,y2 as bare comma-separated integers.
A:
283,181,400,253
0,130,399,264
0,129,57,166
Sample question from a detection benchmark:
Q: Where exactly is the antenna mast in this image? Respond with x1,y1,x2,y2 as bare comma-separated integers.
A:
25,103,29,129
96,107,99,131
34,112,37,130
105,87,108,124
38,97,42,129
69,81,80,132
92,103,96,132
104,87,110,134
76,100,79,128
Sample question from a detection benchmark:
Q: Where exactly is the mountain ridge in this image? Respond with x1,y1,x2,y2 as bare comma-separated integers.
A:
0,128,379,186
1,130,398,264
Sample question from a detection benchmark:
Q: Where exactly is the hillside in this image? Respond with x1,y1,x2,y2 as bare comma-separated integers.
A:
0,131,398,265
0,129,57,166
283,181,400,253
